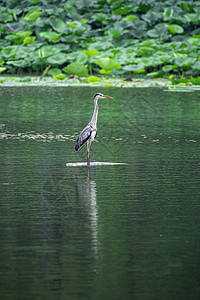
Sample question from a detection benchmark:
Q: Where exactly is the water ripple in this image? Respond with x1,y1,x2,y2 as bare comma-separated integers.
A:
0,131,74,142
0,131,198,144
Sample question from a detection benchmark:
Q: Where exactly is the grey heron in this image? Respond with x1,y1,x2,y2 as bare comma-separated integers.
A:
75,93,113,166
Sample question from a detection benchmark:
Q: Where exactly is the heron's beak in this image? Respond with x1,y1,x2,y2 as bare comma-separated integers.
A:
102,95,113,99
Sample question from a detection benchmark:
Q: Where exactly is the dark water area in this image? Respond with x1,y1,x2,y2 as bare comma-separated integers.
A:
0,86,200,300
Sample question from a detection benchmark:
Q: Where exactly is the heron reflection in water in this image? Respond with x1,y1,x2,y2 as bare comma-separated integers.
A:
75,93,113,166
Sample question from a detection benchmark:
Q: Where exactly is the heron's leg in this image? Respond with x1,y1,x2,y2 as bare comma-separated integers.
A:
87,142,91,166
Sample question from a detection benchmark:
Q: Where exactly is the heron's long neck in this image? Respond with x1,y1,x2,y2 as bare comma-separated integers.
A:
90,99,98,127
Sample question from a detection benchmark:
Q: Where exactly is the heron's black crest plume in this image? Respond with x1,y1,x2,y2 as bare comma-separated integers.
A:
94,93,103,98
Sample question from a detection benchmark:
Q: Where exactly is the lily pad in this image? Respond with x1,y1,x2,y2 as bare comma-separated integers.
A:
123,15,138,22
67,21,81,29
47,53,67,65
24,9,42,22
84,76,101,83
48,68,61,75
62,63,88,76
113,6,133,15
95,58,121,70
100,69,112,75
82,49,98,57
40,31,61,41
123,64,145,72
50,18,66,33
162,65,177,72
16,31,33,38
106,27,126,38
172,77,200,85
38,45,60,58
53,73,67,80
23,36,35,44
163,8,174,19
0,67,6,73
165,24,184,34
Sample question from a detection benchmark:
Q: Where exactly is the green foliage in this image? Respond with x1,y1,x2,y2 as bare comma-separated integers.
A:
24,9,42,22
48,68,61,76
84,76,101,83
163,8,174,20
82,49,98,57
53,73,67,80
0,0,200,78
39,31,61,41
47,53,67,65
165,24,184,34
0,67,6,73
95,58,121,70
172,77,200,85
82,49,98,75
50,18,66,33
62,63,88,76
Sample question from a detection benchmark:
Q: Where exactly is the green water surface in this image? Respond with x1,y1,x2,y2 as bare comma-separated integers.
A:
0,86,200,300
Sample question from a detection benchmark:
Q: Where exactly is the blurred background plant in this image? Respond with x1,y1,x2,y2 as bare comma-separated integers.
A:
0,0,200,80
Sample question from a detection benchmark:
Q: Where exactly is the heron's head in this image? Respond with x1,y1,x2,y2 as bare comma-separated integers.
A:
94,93,113,100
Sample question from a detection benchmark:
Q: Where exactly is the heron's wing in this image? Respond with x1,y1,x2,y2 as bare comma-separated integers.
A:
74,125,92,151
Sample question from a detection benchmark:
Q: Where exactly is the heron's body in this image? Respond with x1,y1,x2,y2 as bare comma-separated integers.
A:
75,93,112,165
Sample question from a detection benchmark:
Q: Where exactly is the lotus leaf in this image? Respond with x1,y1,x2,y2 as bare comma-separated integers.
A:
172,77,200,85
163,8,174,20
147,24,168,38
106,27,126,39
82,49,98,57
53,74,67,80
92,13,107,22
84,76,101,83
62,63,88,76
16,31,33,38
162,65,177,72
23,37,35,44
113,6,133,15
95,58,121,70
100,69,112,75
67,21,81,29
50,18,66,33
187,37,200,46
40,31,62,41
142,11,160,23
123,65,145,72
123,15,138,22
0,0,200,77
48,68,61,75
192,61,200,70
165,24,184,34
38,45,60,58
174,57,195,67
185,13,200,23
0,9,13,23
47,53,67,65
24,9,42,22
0,67,6,73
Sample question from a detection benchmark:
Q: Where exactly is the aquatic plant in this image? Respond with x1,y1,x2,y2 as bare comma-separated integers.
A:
0,0,200,80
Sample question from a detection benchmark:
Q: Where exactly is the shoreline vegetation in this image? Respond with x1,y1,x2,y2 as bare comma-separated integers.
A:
1,75,200,89
1,0,200,85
